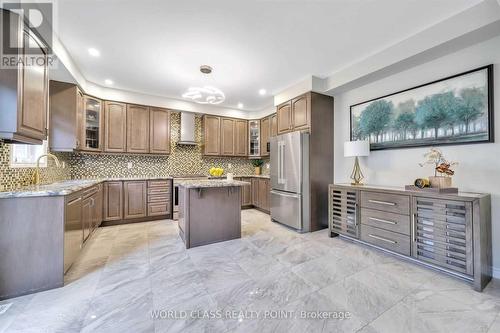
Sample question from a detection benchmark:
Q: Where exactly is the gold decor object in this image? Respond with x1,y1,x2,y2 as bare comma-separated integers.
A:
419,148,458,189
414,178,430,189
255,166,261,175
350,156,364,185
344,141,370,186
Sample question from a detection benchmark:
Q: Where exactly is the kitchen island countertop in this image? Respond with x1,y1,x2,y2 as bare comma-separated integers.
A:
176,179,249,189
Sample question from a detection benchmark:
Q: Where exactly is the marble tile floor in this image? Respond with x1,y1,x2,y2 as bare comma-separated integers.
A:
1,209,500,333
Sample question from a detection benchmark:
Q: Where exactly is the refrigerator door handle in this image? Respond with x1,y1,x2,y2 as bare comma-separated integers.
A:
270,190,300,198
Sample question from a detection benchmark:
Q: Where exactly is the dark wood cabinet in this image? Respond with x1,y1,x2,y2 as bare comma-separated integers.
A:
104,101,127,152
127,105,150,153
291,94,311,131
149,108,171,154
103,181,123,221
237,177,252,207
270,113,278,137
124,181,147,219
49,81,83,151
260,117,270,157
221,118,235,155
258,179,270,211
203,115,221,155
234,119,248,156
277,101,292,134
0,12,48,144
276,93,314,134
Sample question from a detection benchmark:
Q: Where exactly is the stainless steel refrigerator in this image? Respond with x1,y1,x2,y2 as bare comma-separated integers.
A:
270,131,310,231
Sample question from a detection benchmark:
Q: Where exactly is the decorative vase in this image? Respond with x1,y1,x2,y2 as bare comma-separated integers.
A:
255,167,261,175
429,176,452,189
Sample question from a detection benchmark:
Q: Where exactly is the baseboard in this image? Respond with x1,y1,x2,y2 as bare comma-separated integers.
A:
101,214,171,227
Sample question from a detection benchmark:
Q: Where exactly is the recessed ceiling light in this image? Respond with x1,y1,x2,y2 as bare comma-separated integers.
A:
104,79,113,85
237,103,244,109
259,89,266,95
88,48,100,57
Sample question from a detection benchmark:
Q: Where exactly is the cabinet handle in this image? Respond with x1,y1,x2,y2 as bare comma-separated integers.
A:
369,217,397,225
368,199,396,206
368,234,397,244
412,213,417,241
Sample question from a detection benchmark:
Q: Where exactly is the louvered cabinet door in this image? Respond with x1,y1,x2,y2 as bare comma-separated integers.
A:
412,197,473,276
329,186,359,238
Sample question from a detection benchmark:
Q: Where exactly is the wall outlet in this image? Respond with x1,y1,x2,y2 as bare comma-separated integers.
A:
266,163,270,169
127,162,133,169
228,163,232,169
61,161,66,169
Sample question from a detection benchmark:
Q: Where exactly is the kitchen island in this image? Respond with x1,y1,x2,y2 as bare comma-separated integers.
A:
177,179,249,249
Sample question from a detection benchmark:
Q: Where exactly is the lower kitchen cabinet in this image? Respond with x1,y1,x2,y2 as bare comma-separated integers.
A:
246,177,270,213
103,179,172,223
104,181,123,221
124,181,148,219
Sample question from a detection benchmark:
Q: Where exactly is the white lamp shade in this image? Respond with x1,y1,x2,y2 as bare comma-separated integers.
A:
344,140,370,157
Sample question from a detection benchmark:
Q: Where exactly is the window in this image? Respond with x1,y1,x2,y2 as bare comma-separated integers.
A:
9,140,48,168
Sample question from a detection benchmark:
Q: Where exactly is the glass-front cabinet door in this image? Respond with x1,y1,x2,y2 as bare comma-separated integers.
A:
82,96,103,151
248,120,260,157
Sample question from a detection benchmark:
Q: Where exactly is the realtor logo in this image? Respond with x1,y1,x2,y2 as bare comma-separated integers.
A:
1,1,54,68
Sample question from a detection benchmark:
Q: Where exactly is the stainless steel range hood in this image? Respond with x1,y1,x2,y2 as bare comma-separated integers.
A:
178,112,197,145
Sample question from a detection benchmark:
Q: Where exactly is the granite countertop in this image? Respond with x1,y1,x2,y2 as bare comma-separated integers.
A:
209,174,270,179
177,179,250,189
0,177,173,199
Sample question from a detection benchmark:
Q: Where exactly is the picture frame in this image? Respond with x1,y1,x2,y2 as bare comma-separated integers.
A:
350,65,494,151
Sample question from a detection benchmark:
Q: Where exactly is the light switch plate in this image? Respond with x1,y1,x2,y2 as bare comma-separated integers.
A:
127,162,133,169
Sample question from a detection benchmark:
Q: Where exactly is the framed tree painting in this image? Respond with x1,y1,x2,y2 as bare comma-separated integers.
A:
350,65,494,151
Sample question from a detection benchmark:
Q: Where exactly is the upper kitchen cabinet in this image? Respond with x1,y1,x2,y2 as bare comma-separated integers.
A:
0,11,48,144
276,92,330,134
277,101,292,134
221,118,235,155
82,96,103,151
126,104,150,153
149,107,171,154
260,116,270,157
248,120,260,158
270,113,278,137
49,81,84,151
291,94,311,131
234,119,248,156
202,115,221,156
104,101,127,153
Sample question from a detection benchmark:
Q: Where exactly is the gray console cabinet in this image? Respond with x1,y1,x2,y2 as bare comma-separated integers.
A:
329,184,491,291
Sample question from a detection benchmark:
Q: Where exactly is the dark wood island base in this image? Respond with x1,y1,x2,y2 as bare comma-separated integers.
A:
177,180,249,249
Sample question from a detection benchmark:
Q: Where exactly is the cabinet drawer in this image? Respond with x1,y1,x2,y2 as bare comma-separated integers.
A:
148,180,170,188
147,187,170,195
83,184,101,198
361,191,410,215
148,193,170,203
148,202,170,216
360,224,410,256
361,208,410,235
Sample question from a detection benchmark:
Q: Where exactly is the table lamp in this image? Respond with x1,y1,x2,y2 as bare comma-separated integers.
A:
344,141,370,185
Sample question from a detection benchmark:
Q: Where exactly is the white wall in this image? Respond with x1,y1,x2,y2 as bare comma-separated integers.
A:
333,35,500,276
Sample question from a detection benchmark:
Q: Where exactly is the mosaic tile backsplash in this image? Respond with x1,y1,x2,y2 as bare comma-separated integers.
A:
0,113,264,190
0,141,72,191
68,113,257,178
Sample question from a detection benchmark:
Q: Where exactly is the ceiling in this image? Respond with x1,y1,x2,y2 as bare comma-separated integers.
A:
55,0,482,111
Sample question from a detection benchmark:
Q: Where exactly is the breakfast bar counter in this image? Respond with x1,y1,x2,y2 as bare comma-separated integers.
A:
177,179,249,248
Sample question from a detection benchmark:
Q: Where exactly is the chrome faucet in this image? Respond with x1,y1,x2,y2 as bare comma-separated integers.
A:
33,153,61,185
